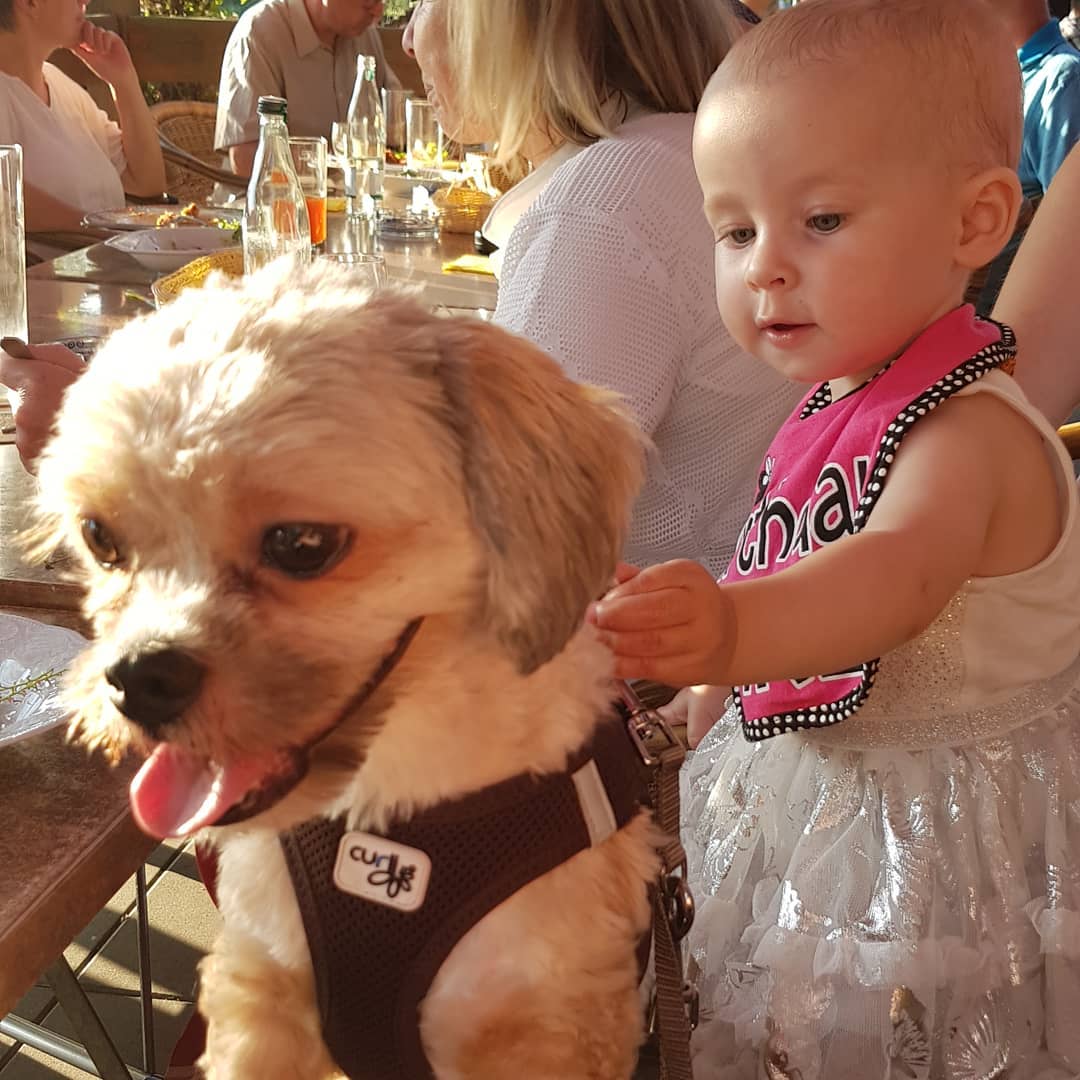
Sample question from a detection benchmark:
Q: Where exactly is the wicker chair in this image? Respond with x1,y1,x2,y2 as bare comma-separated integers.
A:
150,100,248,204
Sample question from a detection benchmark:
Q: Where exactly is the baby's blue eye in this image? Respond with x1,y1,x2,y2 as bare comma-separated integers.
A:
809,213,843,233
722,226,755,247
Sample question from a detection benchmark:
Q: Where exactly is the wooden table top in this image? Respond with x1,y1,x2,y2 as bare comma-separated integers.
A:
27,212,499,313
0,729,153,1016
0,283,154,1017
0,444,82,618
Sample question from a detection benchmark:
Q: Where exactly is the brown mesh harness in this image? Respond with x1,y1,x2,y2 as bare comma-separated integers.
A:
280,712,651,1080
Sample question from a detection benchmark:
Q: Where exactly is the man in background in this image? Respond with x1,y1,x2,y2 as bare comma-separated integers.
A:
1003,0,1080,197
215,0,400,176
973,0,1080,311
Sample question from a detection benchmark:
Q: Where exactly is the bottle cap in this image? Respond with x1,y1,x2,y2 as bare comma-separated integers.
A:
256,96,288,116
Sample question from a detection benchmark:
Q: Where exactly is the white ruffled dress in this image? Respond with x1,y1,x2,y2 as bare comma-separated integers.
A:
682,374,1080,1079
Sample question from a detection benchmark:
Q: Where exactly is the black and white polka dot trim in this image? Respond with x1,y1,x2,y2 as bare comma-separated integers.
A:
850,324,1015,532
797,320,1015,422
736,659,881,741
798,359,894,419
739,321,1016,742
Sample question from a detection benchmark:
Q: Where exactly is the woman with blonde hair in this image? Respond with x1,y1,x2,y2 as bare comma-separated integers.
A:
405,0,800,575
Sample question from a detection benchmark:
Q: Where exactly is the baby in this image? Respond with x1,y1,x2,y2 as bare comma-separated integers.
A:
590,0,1080,1075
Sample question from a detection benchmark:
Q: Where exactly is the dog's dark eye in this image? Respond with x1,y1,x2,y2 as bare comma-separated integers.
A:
261,524,353,579
80,517,125,568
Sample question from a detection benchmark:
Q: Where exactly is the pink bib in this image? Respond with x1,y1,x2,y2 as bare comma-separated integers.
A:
726,306,1016,740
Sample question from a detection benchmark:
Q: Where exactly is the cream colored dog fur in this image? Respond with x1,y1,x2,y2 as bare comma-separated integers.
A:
35,261,659,1079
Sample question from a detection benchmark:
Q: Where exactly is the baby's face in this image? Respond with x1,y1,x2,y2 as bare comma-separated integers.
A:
694,69,969,392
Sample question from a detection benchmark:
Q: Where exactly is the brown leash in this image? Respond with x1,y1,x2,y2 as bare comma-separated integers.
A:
620,682,697,1080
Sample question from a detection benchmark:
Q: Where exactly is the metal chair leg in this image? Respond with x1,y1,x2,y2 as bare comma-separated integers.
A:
43,955,138,1080
0,1012,161,1079
135,865,157,1075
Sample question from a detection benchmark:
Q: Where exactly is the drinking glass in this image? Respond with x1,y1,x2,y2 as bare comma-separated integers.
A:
320,251,388,290
330,122,348,160
406,99,443,171
289,136,328,251
0,146,27,347
382,88,413,160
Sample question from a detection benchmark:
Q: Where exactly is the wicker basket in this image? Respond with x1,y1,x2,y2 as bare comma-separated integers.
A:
432,184,496,234
152,248,244,307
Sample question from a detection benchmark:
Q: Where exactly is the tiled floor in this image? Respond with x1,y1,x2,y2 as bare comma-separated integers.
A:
0,840,220,1079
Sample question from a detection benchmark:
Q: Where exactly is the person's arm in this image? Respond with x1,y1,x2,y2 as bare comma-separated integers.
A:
22,183,84,232
495,205,688,564
0,343,85,469
70,22,166,197
589,392,1040,687
495,207,683,438
995,141,1080,425
215,26,278,170
228,142,258,176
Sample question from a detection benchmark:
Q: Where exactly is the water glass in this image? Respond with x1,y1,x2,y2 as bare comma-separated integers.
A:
382,88,413,159
0,146,27,346
331,122,347,159
289,136,328,250
406,99,443,171
320,251,388,290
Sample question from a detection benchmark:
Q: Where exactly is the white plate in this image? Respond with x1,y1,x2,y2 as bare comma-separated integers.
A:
0,613,87,749
83,205,242,231
105,226,241,272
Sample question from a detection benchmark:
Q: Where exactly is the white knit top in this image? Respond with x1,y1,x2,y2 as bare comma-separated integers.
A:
494,112,802,575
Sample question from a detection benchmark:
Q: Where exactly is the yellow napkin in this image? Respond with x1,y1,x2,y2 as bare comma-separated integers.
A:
441,254,495,277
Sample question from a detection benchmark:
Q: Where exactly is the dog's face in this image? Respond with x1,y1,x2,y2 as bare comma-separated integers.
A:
34,263,642,839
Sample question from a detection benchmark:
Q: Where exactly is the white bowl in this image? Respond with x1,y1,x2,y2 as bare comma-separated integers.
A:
105,226,240,272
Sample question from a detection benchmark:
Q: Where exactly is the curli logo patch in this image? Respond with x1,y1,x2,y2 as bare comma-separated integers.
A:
333,832,432,912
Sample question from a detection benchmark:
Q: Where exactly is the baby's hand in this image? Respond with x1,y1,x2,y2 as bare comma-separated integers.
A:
660,684,733,748
587,559,735,686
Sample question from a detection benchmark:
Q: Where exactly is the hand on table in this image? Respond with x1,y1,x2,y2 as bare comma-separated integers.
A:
587,559,735,687
70,21,138,89
0,344,85,470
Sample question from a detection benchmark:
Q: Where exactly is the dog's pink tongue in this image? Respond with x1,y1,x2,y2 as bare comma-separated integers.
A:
130,744,270,839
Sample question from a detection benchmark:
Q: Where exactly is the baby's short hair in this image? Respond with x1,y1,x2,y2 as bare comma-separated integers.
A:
719,0,1022,172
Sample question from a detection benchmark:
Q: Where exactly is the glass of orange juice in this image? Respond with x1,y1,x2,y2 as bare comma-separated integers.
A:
288,136,328,251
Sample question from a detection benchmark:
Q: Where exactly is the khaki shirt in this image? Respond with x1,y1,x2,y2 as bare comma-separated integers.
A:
214,0,400,151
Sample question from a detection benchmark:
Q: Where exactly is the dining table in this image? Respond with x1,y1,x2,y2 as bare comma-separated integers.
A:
27,210,499,313
1,218,498,1078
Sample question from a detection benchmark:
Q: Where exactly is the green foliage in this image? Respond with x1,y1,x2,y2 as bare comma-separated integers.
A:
382,0,419,23
136,0,417,101
139,0,416,19
141,0,229,15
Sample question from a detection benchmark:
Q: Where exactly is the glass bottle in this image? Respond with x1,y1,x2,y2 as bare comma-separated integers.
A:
243,96,312,273
343,55,386,219
0,146,27,347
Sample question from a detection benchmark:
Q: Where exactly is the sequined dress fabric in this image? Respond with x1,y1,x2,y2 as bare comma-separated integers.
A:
682,378,1080,1079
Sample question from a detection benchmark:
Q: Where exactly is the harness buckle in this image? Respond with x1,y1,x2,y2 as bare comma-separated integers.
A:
661,872,696,943
645,980,701,1036
619,682,685,771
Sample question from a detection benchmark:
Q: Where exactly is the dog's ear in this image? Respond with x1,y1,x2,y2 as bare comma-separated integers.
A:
436,319,644,674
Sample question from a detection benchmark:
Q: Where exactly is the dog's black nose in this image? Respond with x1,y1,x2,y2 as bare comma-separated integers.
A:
105,645,206,735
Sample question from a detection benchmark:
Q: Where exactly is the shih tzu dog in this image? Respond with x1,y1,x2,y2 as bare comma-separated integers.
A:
34,260,663,1079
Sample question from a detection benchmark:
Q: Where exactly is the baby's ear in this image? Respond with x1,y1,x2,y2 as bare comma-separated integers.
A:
955,165,1024,270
